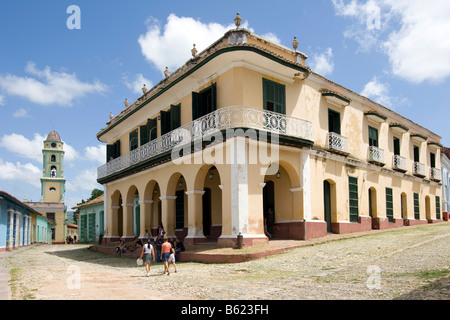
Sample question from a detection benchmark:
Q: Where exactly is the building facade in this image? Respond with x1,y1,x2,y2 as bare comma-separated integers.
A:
96,26,443,247
72,194,104,243
441,149,450,220
26,131,68,244
0,191,52,252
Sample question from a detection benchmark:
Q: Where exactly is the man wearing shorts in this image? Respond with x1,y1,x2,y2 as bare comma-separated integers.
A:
161,237,172,275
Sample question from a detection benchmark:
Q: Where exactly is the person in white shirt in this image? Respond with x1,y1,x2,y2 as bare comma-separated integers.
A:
139,239,155,277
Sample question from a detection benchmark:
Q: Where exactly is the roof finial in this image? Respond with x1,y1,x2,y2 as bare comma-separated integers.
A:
164,66,170,78
292,36,299,52
124,98,129,108
234,12,242,28
109,112,113,120
142,84,147,94
191,44,198,57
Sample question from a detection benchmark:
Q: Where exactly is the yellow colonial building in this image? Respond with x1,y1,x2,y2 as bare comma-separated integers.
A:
96,24,442,247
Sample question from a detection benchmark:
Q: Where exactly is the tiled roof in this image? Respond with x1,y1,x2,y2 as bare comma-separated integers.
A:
72,194,104,209
46,130,62,142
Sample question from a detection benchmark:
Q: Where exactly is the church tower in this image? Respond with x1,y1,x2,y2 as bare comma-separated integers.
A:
40,130,66,203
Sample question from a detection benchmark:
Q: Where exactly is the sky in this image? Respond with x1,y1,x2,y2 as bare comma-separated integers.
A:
0,0,449,211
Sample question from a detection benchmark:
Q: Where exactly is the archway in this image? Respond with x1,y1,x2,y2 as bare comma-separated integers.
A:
323,179,337,233
263,163,298,239
111,190,123,238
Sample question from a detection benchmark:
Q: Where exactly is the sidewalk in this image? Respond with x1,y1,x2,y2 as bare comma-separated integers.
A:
0,245,35,300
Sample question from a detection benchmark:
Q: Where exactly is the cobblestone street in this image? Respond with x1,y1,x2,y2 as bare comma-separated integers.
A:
1,223,449,300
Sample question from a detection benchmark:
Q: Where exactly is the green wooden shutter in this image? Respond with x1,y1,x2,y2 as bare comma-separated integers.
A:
99,211,104,236
80,215,86,242
192,92,201,120
170,104,181,130
386,188,394,222
88,213,95,241
414,193,420,219
129,129,138,151
160,110,171,135
211,82,217,112
393,137,400,155
140,124,149,146
106,144,113,162
148,118,157,141
263,79,286,114
369,126,378,147
349,177,359,222
414,146,420,162
328,109,341,134
436,196,441,219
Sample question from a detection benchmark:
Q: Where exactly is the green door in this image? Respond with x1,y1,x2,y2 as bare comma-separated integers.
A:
324,181,332,232
134,204,140,237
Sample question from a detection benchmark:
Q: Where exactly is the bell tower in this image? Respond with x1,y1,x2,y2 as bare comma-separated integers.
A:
40,130,66,203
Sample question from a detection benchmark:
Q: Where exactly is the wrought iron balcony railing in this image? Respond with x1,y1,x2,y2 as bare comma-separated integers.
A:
327,132,349,155
413,161,426,177
430,167,441,181
97,106,313,180
392,155,407,172
368,146,385,166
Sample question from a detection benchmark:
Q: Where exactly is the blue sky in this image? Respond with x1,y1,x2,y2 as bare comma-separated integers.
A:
1,0,449,210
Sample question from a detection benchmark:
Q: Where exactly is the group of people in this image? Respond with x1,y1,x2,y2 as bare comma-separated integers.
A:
66,235,77,244
115,224,186,277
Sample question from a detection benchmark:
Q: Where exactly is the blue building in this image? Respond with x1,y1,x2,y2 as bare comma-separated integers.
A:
0,191,53,252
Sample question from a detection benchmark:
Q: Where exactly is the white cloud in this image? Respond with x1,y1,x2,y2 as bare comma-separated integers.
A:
138,14,246,74
261,32,281,44
0,133,79,163
361,76,392,107
0,95,4,106
382,0,450,83
310,48,334,76
0,133,45,162
0,62,107,106
360,76,410,109
122,73,153,95
66,167,102,192
83,145,106,164
13,108,29,118
332,0,450,83
0,158,41,188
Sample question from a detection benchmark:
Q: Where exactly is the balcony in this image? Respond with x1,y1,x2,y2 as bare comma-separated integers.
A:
97,106,313,180
327,132,349,155
392,155,407,172
430,167,441,182
368,146,385,166
413,162,426,178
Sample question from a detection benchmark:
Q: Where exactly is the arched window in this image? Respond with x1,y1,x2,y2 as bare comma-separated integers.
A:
51,155,56,162
50,166,57,177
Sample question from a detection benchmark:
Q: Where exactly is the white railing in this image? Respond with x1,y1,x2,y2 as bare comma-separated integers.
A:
413,162,426,177
392,155,407,172
327,132,349,154
430,167,441,181
98,106,313,179
368,146,385,165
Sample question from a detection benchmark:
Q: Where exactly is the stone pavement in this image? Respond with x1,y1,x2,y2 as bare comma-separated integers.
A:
0,245,35,300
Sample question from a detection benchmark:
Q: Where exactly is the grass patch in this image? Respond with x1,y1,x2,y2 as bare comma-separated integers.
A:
8,267,35,300
415,269,450,280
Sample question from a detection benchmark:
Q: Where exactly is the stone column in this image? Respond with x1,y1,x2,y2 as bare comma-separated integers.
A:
121,203,135,240
184,190,206,245
159,196,176,237
139,200,153,239
7,210,14,249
